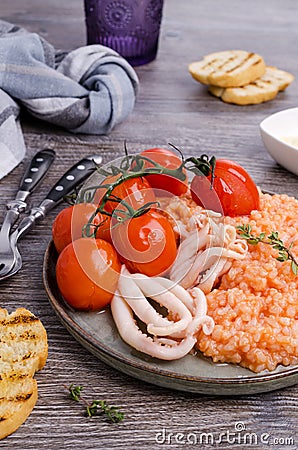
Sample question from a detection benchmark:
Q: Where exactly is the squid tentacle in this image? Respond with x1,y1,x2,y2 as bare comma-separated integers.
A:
187,287,215,336
118,272,175,329
170,224,210,283
111,292,197,361
195,257,228,294
153,276,194,311
130,274,193,336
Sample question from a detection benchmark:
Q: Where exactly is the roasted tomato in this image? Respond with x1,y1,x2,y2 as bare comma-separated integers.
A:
94,174,156,214
52,203,112,254
56,237,121,311
190,159,260,216
139,148,188,196
111,209,177,277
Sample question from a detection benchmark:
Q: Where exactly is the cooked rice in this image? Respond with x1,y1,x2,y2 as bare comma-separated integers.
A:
164,192,298,372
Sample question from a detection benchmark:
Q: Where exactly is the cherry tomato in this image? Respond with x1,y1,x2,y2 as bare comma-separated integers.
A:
52,203,112,254
190,159,260,216
94,174,156,214
139,148,188,196
56,237,121,311
111,209,177,277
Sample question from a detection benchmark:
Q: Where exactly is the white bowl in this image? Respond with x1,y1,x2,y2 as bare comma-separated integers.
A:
260,107,298,177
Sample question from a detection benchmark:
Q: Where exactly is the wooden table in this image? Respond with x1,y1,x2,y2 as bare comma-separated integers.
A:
1,1,298,448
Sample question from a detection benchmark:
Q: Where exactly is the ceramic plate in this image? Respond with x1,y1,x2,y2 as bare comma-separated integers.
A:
43,241,298,395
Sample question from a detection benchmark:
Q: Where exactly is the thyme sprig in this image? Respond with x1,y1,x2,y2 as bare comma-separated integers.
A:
86,400,125,423
237,224,298,275
66,384,125,424
69,383,84,401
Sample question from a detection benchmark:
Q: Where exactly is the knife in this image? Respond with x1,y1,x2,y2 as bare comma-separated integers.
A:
0,149,55,254
9,155,103,242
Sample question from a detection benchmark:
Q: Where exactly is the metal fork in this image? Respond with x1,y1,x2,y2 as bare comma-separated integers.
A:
0,155,102,281
0,231,22,281
0,149,55,276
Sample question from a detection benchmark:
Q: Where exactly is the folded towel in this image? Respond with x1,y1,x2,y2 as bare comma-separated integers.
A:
0,90,26,180
0,20,139,179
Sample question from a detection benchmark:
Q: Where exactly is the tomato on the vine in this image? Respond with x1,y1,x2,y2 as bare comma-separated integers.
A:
94,174,156,214
111,209,177,277
139,148,188,196
56,237,121,311
52,203,112,254
190,159,259,216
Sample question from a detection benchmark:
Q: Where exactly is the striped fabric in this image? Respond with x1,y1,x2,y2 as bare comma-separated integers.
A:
0,90,26,180
0,20,139,179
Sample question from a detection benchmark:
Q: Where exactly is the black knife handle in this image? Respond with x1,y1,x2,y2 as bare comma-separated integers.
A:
19,149,55,193
45,157,97,203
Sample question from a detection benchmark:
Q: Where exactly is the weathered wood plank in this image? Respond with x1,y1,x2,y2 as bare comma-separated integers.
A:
1,0,298,448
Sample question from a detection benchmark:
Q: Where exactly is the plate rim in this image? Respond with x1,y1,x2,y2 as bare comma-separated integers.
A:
43,240,298,393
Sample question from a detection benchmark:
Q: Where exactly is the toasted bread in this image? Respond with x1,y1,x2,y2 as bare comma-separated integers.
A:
189,50,266,88
0,376,38,439
0,308,48,440
263,66,294,91
209,65,294,105
209,79,278,105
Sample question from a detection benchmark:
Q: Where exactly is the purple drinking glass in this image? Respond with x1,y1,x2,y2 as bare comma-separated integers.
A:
84,0,164,66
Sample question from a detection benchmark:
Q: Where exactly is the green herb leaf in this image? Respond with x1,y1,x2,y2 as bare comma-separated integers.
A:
236,225,298,276
66,385,124,424
98,400,125,423
86,399,125,422
86,400,100,417
69,384,83,402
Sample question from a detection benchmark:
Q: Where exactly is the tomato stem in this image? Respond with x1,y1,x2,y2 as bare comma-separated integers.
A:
168,143,185,161
79,149,217,233
80,155,187,212
104,199,160,225
184,155,217,187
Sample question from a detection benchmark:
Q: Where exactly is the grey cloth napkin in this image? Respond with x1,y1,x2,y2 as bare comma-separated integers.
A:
0,89,26,180
0,20,139,179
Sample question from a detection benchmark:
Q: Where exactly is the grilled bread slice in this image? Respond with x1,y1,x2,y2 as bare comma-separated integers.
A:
0,308,48,440
209,66,294,105
0,375,38,440
263,66,294,91
189,50,266,88
209,79,278,105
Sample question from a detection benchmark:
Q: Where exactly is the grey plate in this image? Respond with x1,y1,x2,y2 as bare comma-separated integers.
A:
43,241,298,395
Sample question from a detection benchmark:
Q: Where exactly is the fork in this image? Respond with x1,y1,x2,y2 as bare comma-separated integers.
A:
0,155,102,281
0,149,55,276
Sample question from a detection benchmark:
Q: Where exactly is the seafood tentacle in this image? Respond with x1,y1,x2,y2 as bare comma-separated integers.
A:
118,271,174,329
153,276,194,311
187,287,215,336
195,257,228,294
111,292,197,360
170,223,210,283
176,246,247,290
131,274,193,336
